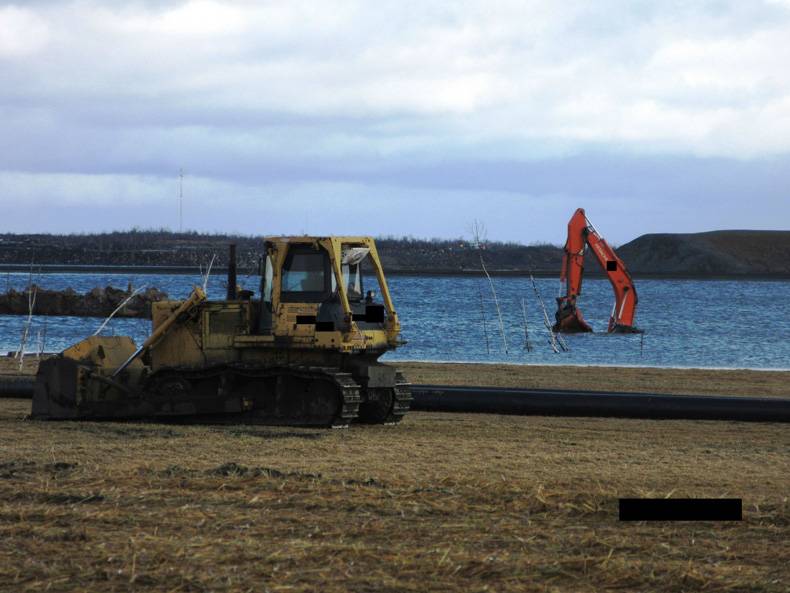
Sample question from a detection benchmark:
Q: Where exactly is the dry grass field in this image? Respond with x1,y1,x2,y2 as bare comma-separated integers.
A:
0,355,42,377
1,390,788,592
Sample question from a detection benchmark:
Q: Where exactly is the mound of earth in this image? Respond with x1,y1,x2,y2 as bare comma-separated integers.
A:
616,230,790,276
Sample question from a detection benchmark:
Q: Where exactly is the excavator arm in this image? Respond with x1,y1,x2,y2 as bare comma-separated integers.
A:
554,208,640,333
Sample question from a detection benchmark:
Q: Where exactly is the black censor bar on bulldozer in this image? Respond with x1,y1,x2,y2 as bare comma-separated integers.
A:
409,385,790,423
227,243,237,301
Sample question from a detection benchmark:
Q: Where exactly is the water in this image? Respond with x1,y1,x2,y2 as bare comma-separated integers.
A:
2,271,789,370
390,276,790,370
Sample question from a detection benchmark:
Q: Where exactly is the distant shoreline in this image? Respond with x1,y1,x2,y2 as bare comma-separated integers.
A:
0,263,788,280
2,229,789,278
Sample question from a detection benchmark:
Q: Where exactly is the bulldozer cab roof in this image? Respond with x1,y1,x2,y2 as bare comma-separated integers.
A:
266,236,374,243
264,236,376,248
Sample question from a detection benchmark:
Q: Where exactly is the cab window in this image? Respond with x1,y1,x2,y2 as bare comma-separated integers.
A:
262,255,273,303
281,248,330,302
335,246,369,302
343,261,363,301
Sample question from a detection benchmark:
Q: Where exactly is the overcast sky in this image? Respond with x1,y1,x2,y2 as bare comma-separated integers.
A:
1,1,789,244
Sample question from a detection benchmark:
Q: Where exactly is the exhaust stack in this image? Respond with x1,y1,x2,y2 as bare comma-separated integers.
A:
227,243,237,300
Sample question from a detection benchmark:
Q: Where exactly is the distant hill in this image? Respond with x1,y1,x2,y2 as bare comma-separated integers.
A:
617,230,790,276
0,229,787,277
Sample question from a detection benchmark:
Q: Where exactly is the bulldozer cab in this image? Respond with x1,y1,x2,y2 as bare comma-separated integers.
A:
271,244,366,302
258,237,400,351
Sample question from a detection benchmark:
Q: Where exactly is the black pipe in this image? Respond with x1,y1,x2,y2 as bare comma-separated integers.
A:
227,243,237,300
410,385,790,423
0,376,35,398
4,376,788,423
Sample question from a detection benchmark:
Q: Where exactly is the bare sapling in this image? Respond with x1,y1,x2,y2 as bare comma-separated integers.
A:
16,266,38,370
537,275,568,351
201,254,217,294
521,298,533,352
478,283,490,355
93,285,147,336
39,318,48,356
471,220,508,354
556,327,569,351
530,273,568,353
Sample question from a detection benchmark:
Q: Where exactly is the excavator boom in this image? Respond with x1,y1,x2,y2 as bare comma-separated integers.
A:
554,208,640,333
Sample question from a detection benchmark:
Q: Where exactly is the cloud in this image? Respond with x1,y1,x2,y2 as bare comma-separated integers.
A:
3,0,790,152
0,1,789,238
0,6,50,57
3,151,789,243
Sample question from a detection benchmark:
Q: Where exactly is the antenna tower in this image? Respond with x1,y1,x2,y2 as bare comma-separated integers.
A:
178,168,184,233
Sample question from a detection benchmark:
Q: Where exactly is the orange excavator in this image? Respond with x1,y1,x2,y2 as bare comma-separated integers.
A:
554,208,641,334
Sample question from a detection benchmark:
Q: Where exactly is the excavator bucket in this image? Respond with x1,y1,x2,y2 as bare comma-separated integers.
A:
553,301,593,333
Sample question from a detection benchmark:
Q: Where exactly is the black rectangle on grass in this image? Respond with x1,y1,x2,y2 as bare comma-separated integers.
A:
619,498,742,521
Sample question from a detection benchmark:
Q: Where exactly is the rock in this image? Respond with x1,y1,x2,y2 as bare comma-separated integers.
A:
0,286,169,318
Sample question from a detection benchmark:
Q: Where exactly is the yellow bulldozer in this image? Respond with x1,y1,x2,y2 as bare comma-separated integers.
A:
32,236,411,427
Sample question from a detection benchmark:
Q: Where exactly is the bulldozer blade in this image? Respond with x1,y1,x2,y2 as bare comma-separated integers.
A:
31,336,144,420
32,356,83,419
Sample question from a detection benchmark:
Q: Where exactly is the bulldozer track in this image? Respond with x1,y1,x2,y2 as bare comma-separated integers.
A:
317,368,362,427
385,371,412,424
146,364,362,427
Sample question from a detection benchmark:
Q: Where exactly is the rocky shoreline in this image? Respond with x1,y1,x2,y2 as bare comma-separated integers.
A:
0,285,168,319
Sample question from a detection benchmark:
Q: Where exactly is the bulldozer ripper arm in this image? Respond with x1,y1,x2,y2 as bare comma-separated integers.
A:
112,286,207,377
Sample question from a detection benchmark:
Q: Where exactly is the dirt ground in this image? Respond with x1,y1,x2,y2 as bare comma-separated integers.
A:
1,357,787,590
0,395,788,593
0,355,43,377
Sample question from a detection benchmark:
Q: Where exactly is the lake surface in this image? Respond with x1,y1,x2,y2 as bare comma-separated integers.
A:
2,271,789,370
